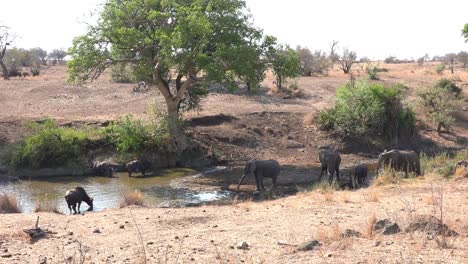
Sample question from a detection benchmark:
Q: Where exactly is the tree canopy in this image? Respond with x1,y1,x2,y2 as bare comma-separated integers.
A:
67,0,274,153
463,23,468,42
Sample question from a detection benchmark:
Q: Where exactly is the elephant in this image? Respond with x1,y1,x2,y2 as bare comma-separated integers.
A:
92,160,117,177
377,149,421,177
350,164,368,189
64,187,93,215
237,160,280,191
126,159,152,177
318,148,341,184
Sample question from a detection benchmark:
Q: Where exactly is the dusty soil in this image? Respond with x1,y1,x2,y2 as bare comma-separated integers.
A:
0,179,467,263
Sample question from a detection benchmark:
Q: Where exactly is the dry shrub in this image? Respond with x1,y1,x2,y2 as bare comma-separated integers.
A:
324,192,334,203
303,112,317,127
342,191,351,203
120,190,145,208
316,224,342,243
34,200,60,213
364,214,377,239
454,166,468,180
0,193,22,213
372,168,401,186
365,188,380,202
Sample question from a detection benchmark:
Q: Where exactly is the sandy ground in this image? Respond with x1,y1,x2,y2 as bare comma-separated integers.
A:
0,178,467,263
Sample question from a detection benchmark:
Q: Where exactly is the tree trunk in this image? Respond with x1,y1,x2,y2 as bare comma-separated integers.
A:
0,61,9,80
165,98,189,167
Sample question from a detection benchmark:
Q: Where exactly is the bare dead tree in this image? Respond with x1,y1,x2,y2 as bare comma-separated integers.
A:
329,40,339,67
0,26,16,80
338,48,356,74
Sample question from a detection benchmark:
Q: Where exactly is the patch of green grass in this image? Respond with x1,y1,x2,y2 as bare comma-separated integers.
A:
421,150,467,178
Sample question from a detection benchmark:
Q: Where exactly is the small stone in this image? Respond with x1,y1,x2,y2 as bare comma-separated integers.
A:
229,246,234,249
1,253,12,258
212,225,218,228
191,258,195,261
297,240,320,251
125,221,129,224
119,225,125,229
2,249,7,253
147,242,154,245
236,242,249,250
386,241,394,245
184,235,189,238
146,217,149,220
67,232,73,236
374,241,381,247
175,236,179,240
93,228,101,234
341,229,362,238
210,240,214,243
327,253,333,257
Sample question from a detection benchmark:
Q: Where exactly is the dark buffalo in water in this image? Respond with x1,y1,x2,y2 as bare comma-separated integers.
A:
92,160,118,177
64,187,93,214
126,160,152,177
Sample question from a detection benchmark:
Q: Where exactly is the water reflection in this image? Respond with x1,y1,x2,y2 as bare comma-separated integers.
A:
0,168,234,213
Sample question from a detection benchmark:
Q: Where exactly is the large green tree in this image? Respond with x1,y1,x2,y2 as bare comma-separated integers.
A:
67,0,270,153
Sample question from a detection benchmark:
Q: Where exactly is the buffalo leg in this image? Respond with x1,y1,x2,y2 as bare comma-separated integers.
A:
72,204,77,214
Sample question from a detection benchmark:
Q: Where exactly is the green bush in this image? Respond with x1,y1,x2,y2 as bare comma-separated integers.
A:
318,80,415,140
4,120,90,169
111,63,135,83
417,79,462,133
31,66,40,76
365,64,379,80
421,151,467,178
435,64,445,74
102,115,169,154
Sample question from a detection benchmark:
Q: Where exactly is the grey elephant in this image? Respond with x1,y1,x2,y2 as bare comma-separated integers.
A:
350,164,368,189
64,187,93,215
377,149,421,177
237,160,280,191
319,148,341,183
126,159,152,177
92,160,117,177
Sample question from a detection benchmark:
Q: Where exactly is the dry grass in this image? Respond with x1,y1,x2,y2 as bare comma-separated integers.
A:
341,191,351,203
34,200,60,213
0,193,22,213
316,224,342,243
364,214,377,239
365,188,380,202
120,190,145,208
372,171,401,186
324,192,334,203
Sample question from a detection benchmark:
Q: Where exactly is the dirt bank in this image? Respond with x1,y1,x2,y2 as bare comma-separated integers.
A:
0,179,466,263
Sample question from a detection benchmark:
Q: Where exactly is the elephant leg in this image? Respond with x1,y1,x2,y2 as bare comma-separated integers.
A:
350,173,356,189
272,176,277,189
336,167,340,182
259,175,265,191
254,174,261,191
68,204,72,215
72,204,77,214
77,201,82,214
319,166,326,181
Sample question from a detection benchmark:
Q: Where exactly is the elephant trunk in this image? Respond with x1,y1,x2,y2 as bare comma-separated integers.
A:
237,174,247,189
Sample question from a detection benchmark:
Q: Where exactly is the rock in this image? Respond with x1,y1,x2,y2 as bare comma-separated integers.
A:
386,241,394,245
327,253,333,257
297,240,320,251
39,256,47,264
175,236,180,240
236,242,249,250
406,215,459,237
341,229,362,238
373,241,381,247
67,232,73,236
373,219,401,235
281,138,305,149
93,228,101,234
2,249,7,253
229,246,234,249
147,242,154,245
119,225,125,229
1,253,12,258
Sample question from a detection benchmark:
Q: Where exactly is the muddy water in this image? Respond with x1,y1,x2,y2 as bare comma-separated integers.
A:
0,168,234,213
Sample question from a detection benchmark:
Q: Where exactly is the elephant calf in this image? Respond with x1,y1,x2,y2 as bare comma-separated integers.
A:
318,148,341,184
350,164,368,189
92,160,117,177
126,159,152,177
377,149,421,177
237,160,280,191
64,187,93,215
